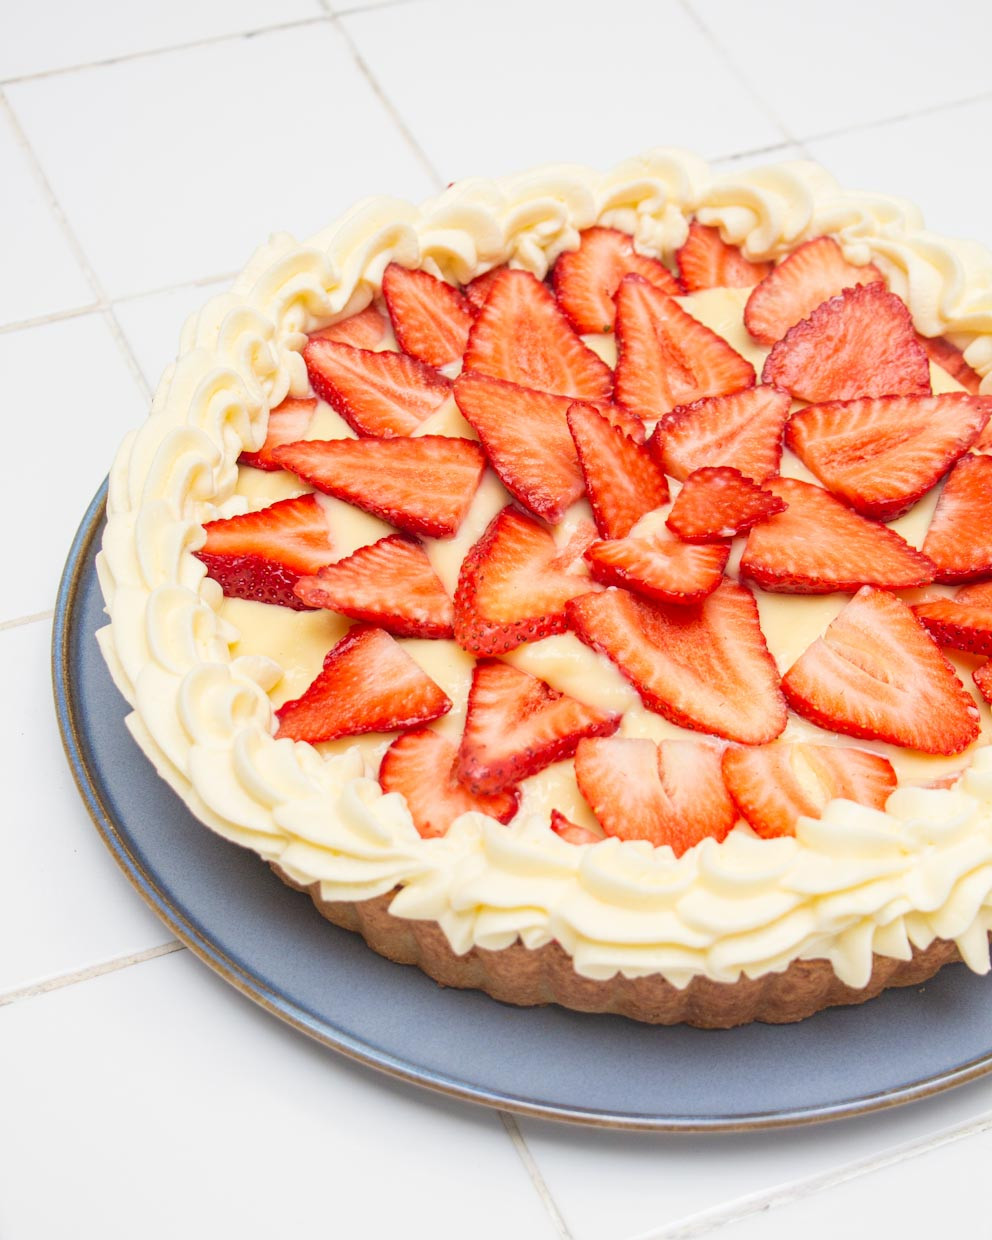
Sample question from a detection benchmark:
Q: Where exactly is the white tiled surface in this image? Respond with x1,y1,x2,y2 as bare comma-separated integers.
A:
5,3,992,1238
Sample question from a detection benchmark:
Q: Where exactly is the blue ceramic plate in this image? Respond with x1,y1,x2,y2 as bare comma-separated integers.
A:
54,484,992,1131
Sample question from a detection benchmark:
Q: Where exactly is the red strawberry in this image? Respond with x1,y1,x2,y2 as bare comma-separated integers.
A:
665,467,786,542
552,226,681,334
785,393,992,521
567,582,787,744
648,385,791,483
762,282,931,402
922,454,992,582
567,403,670,539
381,262,474,368
722,743,896,839
239,397,317,471
275,626,451,742
272,435,485,539
739,478,935,593
912,585,992,655
549,809,601,845
676,220,773,293
379,728,518,838
574,736,736,854
744,235,885,345
293,535,453,638
782,587,980,754
462,268,613,399
456,660,620,795
585,533,729,605
452,371,584,522
453,506,599,655
974,660,992,704
196,493,335,610
614,275,755,418
917,333,984,395
302,338,450,438
463,265,507,314
309,302,388,349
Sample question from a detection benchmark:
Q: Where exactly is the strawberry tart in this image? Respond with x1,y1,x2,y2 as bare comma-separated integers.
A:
97,151,992,1027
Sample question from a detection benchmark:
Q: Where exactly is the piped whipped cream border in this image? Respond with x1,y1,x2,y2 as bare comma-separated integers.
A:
96,148,992,990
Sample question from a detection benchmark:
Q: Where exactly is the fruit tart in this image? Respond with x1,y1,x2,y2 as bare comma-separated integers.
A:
97,150,992,1027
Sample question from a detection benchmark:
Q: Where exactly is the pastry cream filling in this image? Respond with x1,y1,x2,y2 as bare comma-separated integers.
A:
98,151,992,987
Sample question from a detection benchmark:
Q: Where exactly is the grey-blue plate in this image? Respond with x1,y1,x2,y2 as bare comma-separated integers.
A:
54,483,992,1131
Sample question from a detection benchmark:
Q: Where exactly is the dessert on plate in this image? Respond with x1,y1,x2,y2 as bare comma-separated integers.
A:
96,150,992,1027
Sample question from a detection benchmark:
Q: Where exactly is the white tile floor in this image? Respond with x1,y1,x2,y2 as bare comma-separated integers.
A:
4,2,992,1237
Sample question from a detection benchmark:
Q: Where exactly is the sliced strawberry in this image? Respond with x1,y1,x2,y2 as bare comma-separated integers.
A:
739,478,935,593
722,743,896,839
785,393,992,521
665,467,786,543
379,728,518,838
196,493,335,610
974,660,992,704
567,582,787,744
381,262,474,368
567,403,670,539
922,454,992,582
549,809,601,845
293,535,453,638
452,371,584,522
239,397,317,472
676,220,772,293
762,282,931,402
599,402,648,445
912,589,992,655
453,506,599,655
574,736,736,855
744,236,884,345
585,534,729,605
271,435,485,539
462,268,613,399
917,333,984,395
309,302,388,349
456,660,620,795
782,587,980,754
649,385,791,484
614,275,755,418
551,227,681,334
302,338,450,438
275,626,451,742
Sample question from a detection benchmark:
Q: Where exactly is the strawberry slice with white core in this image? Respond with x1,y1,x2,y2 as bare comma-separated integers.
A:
196,492,335,610
272,435,486,539
614,274,755,419
782,587,980,754
293,534,453,638
309,302,388,350
552,226,682,334
912,584,992,655
922,453,992,582
574,736,736,854
566,582,787,745
917,333,984,395
665,467,787,543
456,660,620,795
453,506,599,655
676,220,773,293
762,282,931,403
974,661,992,705
722,743,897,839
567,402,670,539
463,266,508,314
452,371,586,522
549,809,601,845
785,393,992,521
239,397,317,472
649,384,791,484
381,262,474,368
462,268,613,400
275,626,451,743
744,235,885,345
585,534,729,605
302,338,451,438
379,728,518,838
740,477,936,593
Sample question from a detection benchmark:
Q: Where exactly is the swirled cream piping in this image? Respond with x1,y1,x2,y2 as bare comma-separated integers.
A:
98,149,992,988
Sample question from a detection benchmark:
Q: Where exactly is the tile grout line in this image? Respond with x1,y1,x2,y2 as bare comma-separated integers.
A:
0,609,55,632
498,1112,574,1240
0,941,185,1009
794,87,992,149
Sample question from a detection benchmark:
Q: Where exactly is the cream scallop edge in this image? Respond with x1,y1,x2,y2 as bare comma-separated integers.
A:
97,148,992,991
